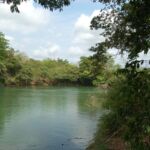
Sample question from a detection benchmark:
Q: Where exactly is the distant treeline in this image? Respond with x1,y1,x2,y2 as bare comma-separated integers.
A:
0,32,118,86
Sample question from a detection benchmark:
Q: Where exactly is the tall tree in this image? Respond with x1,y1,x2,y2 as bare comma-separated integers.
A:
91,0,150,60
1,0,150,148
0,32,9,61
89,1,150,149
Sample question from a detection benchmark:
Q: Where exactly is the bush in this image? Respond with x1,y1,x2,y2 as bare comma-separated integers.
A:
16,67,33,86
101,68,150,149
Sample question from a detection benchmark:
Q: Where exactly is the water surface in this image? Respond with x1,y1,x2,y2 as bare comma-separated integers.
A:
0,87,103,150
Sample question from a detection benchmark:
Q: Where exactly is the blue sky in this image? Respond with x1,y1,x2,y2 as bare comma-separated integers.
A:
0,0,149,64
0,0,105,63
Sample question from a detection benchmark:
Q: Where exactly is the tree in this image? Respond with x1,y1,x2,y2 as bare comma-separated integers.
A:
2,0,74,12
0,32,10,84
0,32,9,61
16,66,33,86
3,0,150,58
0,62,7,84
1,0,150,148
79,54,115,86
5,48,22,76
2,0,150,58
91,0,150,60
89,1,150,149
79,56,95,85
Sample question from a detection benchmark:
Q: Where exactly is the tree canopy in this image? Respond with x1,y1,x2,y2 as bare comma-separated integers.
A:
2,0,74,12
0,32,115,86
89,1,150,149
91,0,150,60
1,0,150,149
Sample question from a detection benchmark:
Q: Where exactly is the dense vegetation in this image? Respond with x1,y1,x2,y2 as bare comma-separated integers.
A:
87,0,150,149
0,32,116,86
88,65,150,150
1,0,150,149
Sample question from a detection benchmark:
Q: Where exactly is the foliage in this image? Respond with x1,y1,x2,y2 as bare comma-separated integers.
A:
87,0,150,149
0,32,9,61
0,32,80,86
88,65,150,150
79,53,117,86
91,0,150,60
0,62,7,83
79,56,95,85
0,32,115,86
2,0,74,12
1,0,150,149
103,64,150,149
5,49,22,76
2,1,150,58
1,1,150,149
16,66,33,86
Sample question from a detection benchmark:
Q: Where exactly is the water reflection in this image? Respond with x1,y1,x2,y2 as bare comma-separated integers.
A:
0,87,103,150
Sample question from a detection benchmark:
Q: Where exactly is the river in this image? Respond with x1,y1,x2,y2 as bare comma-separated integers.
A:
0,87,104,150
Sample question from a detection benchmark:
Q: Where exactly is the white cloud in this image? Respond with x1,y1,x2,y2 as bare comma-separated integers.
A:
31,43,60,60
73,33,94,44
75,10,100,30
68,10,104,62
0,4,105,63
0,1,51,34
69,46,85,56
74,10,102,46
75,14,90,30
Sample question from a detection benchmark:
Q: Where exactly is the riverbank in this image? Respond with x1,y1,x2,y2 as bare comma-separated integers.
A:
87,137,127,150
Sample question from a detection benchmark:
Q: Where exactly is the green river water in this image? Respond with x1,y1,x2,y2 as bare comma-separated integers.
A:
0,87,104,150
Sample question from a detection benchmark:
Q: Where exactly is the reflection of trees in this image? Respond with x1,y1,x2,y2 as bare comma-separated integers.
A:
76,87,105,118
0,87,78,135
0,87,104,150
0,88,21,133
0,87,104,133
0,87,72,134
0,87,39,134
38,87,69,111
